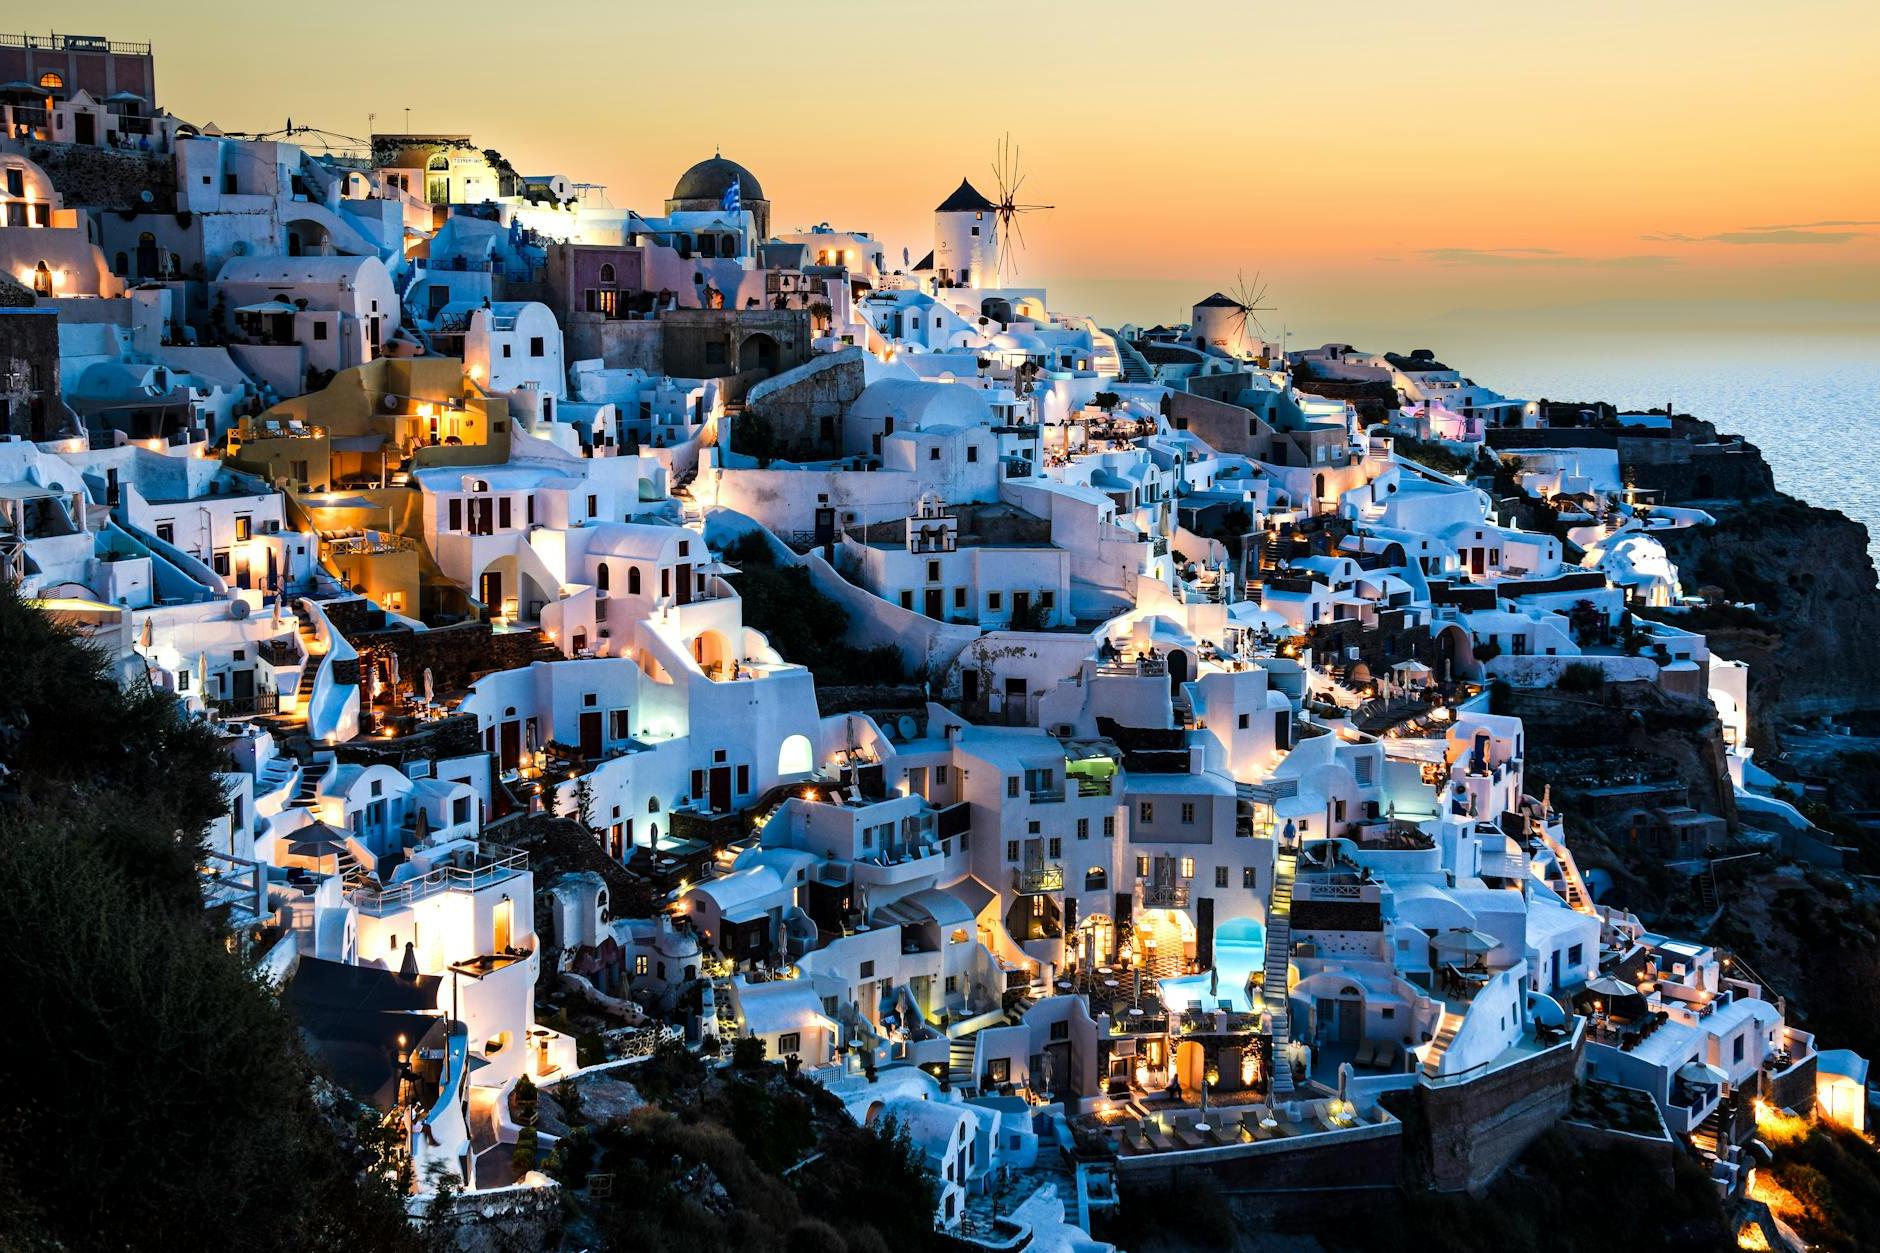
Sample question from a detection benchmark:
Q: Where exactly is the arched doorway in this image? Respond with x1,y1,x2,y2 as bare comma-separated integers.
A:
740,332,781,375
691,629,732,678
1167,648,1190,701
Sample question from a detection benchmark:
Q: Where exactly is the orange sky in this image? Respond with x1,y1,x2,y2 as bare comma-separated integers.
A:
78,0,1880,336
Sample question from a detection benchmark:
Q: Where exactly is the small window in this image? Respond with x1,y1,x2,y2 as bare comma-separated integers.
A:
1567,943,1583,967
1215,866,1229,888
313,321,328,341
155,522,174,544
1180,857,1195,879
1138,802,1153,823
1242,866,1257,889
988,592,1002,611
778,1032,801,1055
1005,840,1019,862
967,445,979,463
1103,816,1115,837
860,960,876,978
1007,776,1020,798
1048,837,1061,858
1181,803,1195,824
530,336,545,357
1076,818,1089,840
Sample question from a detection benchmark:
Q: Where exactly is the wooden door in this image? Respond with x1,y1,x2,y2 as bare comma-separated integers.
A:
579,711,603,760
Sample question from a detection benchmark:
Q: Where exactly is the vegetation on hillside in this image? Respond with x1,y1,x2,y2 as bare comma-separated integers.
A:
723,531,919,686
544,1042,942,1253
0,583,418,1252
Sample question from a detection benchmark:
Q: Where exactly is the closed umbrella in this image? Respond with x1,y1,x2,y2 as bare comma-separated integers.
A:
139,617,153,649
388,651,400,689
399,940,420,980
197,652,209,696
422,667,434,704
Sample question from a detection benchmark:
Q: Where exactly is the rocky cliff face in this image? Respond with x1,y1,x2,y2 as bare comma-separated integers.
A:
1659,494,1880,727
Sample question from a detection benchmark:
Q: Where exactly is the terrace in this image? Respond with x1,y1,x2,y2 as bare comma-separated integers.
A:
1071,1093,1396,1161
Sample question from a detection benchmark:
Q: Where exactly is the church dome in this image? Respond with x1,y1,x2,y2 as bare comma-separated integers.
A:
671,156,764,203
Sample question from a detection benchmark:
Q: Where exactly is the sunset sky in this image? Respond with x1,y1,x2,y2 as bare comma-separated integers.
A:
77,0,1880,341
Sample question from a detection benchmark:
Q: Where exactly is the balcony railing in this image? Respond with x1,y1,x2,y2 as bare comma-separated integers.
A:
210,689,280,718
350,850,527,915
256,638,301,667
1014,864,1065,894
1028,786,1066,804
1141,882,1190,908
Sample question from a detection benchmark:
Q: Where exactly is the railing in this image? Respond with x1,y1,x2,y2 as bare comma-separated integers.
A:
325,533,418,557
210,689,280,718
1141,882,1190,908
256,638,301,667
1028,787,1066,804
1013,864,1065,894
0,33,152,53
1074,776,1115,797
350,850,527,914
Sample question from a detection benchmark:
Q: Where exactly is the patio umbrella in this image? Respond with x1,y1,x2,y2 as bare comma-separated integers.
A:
1676,1061,1728,1088
271,594,283,628
1433,929,1498,956
1585,975,1638,999
265,546,278,590
399,940,420,979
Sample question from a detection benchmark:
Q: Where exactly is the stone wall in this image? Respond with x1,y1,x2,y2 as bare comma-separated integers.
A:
1400,1033,1582,1193
26,143,175,212
740,348,865,459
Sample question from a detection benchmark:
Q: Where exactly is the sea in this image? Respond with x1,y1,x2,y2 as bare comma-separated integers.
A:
1048,289,1880,575
1431,329,1880,576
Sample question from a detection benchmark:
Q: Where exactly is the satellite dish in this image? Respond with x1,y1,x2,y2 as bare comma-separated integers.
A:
228,598,251,619
383,394,400,411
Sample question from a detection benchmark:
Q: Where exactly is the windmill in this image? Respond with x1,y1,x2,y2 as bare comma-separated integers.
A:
1224,270,1276,348
989,133,1052,281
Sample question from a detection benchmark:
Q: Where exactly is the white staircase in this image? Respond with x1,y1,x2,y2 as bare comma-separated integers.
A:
1422,1009,1464,1077
1263,850,1297,1095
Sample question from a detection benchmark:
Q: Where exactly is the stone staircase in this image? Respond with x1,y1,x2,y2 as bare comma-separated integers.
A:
1263,851,1297,1095
947,1034,977,1089
1421,1008,1464,1078
1112,336,1154,384
672,466,704,530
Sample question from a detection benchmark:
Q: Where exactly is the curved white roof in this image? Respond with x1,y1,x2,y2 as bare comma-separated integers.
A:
849,379,992,432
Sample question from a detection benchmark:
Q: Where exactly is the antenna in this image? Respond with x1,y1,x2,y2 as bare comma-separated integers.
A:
990,133,1052,282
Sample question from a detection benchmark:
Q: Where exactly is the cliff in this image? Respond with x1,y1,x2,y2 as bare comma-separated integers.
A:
1659,493,1880,727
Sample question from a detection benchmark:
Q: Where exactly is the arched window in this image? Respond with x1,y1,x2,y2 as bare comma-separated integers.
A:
627,566,641,595
597,563,610,592
777,733,813,777
113,252,127,275
37,71,62,91
426,154,450,171
1085,867,1108,892
599,263,615,284
647,796,660,813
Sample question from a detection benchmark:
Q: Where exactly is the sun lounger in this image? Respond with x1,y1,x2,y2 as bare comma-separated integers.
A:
1354,1039,1379,1068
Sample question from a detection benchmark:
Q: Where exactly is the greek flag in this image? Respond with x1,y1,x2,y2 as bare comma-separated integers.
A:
721,177,741,215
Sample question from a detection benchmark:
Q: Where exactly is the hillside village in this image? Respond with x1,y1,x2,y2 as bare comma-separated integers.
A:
4,29,1877,1253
